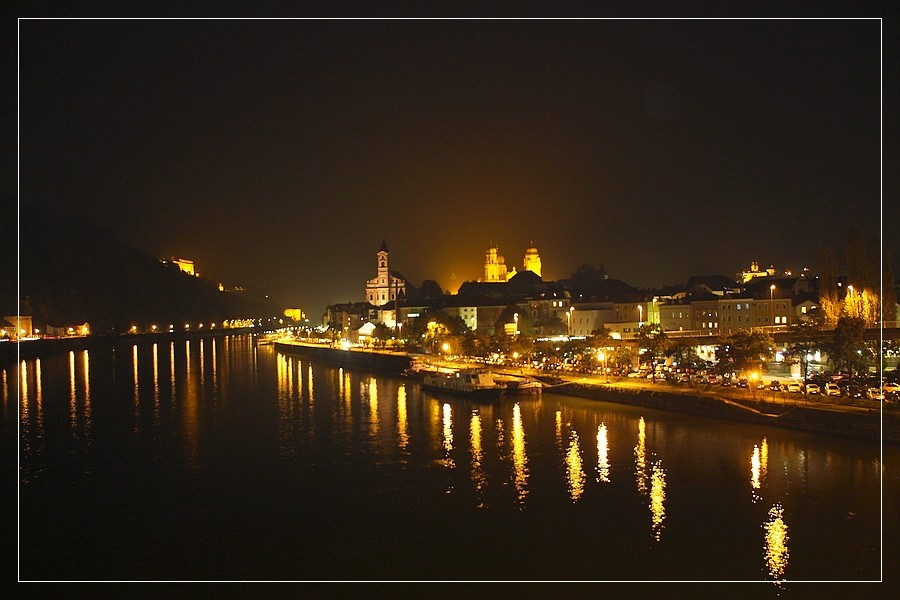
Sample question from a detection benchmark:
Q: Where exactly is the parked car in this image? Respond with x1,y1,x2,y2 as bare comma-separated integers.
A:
786,382,803,393
883,382,900,394
736,378,749,388
805,383,821,395
845,384,866,399
769,380,783,392
824,383,841,396
867,387,884,401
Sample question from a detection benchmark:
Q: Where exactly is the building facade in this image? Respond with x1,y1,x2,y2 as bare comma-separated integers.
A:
365,241,407,307
523,243,542,277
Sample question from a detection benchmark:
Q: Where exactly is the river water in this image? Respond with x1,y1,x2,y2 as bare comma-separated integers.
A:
10,334,899,586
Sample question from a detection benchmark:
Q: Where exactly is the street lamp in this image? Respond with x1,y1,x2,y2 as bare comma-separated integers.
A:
566,306,573,336
598,350,609,383
514,313,519,338
638,304,643,328
770,284,776,327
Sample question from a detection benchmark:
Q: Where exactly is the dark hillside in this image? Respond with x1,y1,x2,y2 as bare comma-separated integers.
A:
11,207,279,332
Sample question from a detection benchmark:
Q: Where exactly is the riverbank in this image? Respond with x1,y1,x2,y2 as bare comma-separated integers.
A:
274,340,413,373
0,327,255,364
273,342,897,444
551,379,898,444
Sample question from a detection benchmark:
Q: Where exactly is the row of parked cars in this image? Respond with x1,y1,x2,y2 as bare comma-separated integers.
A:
765,376,899,402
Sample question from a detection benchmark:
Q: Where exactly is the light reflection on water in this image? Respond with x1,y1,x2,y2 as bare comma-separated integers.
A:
649,460,667,542
635,416,648,496
565,429,585,502
596,422,610,483
397,384,409,452
764,503,790,581
13,338,892,582
511,402,529,507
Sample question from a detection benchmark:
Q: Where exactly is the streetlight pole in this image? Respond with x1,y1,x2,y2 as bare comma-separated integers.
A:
514,313,519,339
770,284,776,329
847,284,854,319
567,306,574,336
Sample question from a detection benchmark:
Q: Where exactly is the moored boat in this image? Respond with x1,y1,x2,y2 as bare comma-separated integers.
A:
422,368,504,399
496,376,543,394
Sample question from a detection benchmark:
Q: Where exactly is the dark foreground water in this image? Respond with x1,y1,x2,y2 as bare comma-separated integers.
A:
10,335,899,585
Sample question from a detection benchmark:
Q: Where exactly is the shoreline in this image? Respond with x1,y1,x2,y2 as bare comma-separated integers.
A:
0,327,256,364
274,341,897,445
8,337,894,444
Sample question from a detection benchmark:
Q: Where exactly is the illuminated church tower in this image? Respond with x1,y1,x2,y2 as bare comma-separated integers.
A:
523,243,542,277
484,244,508,282
366,240,406,306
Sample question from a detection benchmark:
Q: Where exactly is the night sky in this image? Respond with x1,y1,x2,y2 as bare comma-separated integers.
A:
18,18,887,316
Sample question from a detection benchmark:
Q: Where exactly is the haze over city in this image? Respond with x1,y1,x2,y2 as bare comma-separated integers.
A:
18,18,888,315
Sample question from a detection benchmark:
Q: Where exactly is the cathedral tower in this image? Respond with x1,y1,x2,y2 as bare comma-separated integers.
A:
484,244,508,282
523,243,542,277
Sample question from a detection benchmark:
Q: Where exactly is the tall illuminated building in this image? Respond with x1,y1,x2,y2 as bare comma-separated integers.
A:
523,243,542,277
365,240,407,306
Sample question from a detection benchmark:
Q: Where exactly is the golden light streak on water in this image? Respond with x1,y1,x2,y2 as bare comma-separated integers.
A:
2,367,7,405
442,403,454,461
397,385,409,450
20,361,32,463
495,418,505,453
470,410,486,507
20,361,28,410
35,357,42,413
596,422,610,483
69,351,76,413
752,438,770,502
276,354,295,459
566,430,585,502
430,400,441,444
751,445,762,492
211,338,217,388
152,343,160,421
343,370,352,410
82,350,91,425
183,347,200,468
635,416,648,496
369,379,379,436
185,339,190,375
764,504,790,581
277,353,287,399
133,345,140,425
512,403,529,507
555,410,562,448
170,342,176,393
307,364,314,430
649,461,667,541
69,352,79,435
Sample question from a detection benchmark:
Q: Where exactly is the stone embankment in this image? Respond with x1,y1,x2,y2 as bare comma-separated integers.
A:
553,380,897,445
274,341,413,373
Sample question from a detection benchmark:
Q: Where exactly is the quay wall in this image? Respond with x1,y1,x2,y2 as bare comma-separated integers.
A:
557,382,897,445
274,341,413,374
